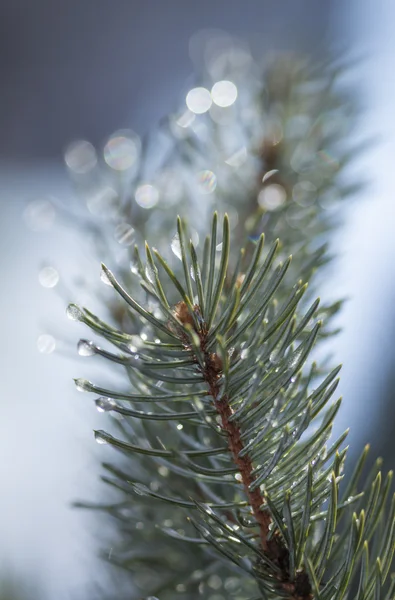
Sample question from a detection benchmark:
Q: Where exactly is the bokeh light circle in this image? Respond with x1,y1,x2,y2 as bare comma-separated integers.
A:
104,130,140,171
186,87,212,114
64,140,97,174
211,80,238,107
135,184,159,209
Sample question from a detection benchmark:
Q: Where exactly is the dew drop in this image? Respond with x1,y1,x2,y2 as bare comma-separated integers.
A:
130,260,139,275
225,146,247,167
197,170,217,194
176,424,183,430
171,233,182,260
23,199,55,232
135,184,159,209
258,184,286,210
158,466,169,477
133,483,149,496
104,130,140,171
293,180,317,207
94,430,108,444
262,169,279,184
211,80,237,108
114,223,134,246
163,519,173,528
37,333,56,354
95,397,117,412
86,186,118,216
194,398,204,411
74,378,93,392
100,265,113,286
39,266,59,288
64,140,97,174
208,574,222,590
77,339,96,356
269,350,279,364
66,304,83,322
176,109,195,128
145,264,155,284
186,87,212,114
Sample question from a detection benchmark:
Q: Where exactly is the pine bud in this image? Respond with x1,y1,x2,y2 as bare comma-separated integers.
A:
173,301,195,328
209,352,223,374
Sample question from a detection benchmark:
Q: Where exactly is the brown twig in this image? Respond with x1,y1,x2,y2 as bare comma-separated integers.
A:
173,301,313,600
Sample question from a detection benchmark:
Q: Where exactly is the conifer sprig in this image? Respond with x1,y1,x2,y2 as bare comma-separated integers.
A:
71,214,395,599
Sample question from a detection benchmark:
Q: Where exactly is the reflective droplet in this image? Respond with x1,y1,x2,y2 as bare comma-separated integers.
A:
23,199,55,232
171,233,182,260
86,186,118,216
77,339,96,356
293,180,317,207
39,266,59,288
158,466,169,477
269,350,279,364
145,264,155,284
75,378,93,392
95,397,117,412
114,222,134,246
176,424,183,430
104,130,140,171
208,574,222,590
133,483,149,496
135,184,159,209
225,146,247,167
130,260,139,275
94,430,108,444
197,170,217,194
224,577,240,592
100,265,113,286
66,304,83,321
258,184,287,210
37,333,56,354
64,140,97,174
186,87,212,114
211,80,237,108
163,519,173,527
176,109,195,128
262,169,279,184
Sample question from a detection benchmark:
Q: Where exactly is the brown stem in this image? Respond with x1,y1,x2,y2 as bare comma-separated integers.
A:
202,342,312,600
173,301,312,599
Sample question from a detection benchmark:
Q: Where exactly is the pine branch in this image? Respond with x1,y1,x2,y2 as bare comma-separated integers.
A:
70,213,395,599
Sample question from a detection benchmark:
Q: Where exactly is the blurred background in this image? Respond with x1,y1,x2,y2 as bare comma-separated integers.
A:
0,0,394,598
